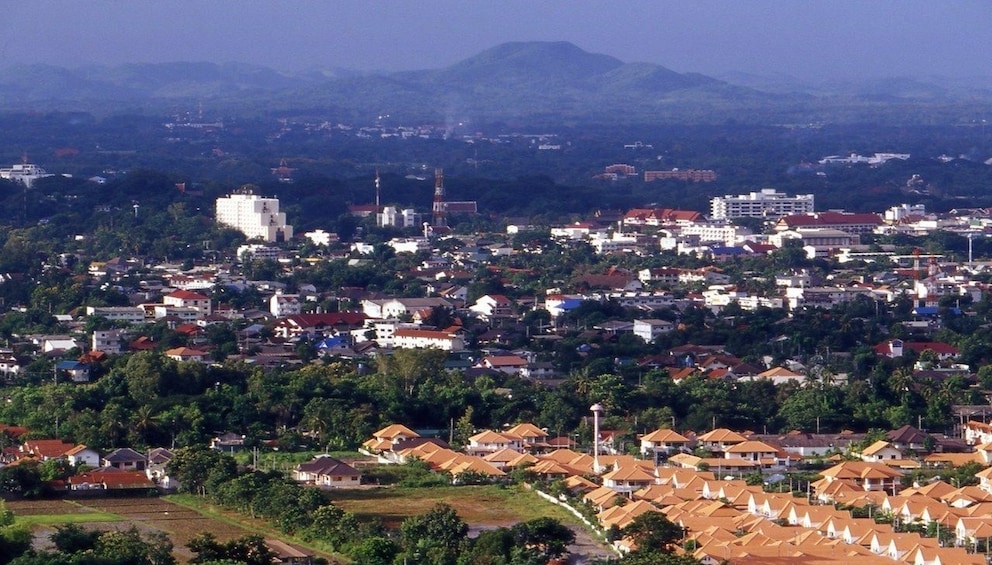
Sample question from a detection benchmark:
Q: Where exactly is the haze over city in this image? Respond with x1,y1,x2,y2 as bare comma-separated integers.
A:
2,1,990,82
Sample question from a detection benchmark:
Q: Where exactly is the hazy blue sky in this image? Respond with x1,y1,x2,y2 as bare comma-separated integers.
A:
2,1,989,80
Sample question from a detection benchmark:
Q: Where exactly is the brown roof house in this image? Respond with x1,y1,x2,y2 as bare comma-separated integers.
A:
102,448,146,471
293,455,362,488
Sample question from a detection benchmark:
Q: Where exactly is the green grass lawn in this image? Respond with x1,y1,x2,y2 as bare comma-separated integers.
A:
322,484,583,528
15,512,123,526
231,450,365,470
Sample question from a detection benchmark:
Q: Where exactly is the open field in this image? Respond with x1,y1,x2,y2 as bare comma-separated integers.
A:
323,484,570,528
323,485,614,562
6,497,339,563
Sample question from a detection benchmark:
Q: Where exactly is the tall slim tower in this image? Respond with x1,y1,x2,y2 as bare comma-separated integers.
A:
432,168,447,229
374,170,381,209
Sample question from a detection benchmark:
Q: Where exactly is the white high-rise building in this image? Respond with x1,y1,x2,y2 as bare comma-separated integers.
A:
216,186,293,242
710,188,814,220
0,161,55,188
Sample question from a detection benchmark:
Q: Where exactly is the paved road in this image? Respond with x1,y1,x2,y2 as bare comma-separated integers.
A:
566,526,615,564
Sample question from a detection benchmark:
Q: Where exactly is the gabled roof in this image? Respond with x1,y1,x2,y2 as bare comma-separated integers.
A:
756,366,804,379
165,347,207,358
903,341,960,355
23,439,75,458
469,430,513,444
69,468,154,489
103,447,146,463
886,425,929,445
165,289,210,300
725,441,781,454
64,445,96,457
698,428,747,444
602,465,656,483
277,312,367,328
641,428,690,443
296,455,361,477
482,355,528,367
861,440,899,456
372,424,419,441
505,423,548,439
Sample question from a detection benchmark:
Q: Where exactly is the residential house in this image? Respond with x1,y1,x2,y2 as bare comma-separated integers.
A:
602,465,658,494
724,441,789,469
68,468,155,491
272,312,367,340
64,445,100,468
40,335,81,353
21,439,74,461
874,339,959,361
697,429,747,454
0,352,21,377
478,355,529,375
361,297,454,320
211,432,246,452
392,328,465,351
740,366,806,385
163,289,212,315
467,430,522,455
165,347,208,363
270,293,303,317
146,448,176,489
362,424,421,456
886,425,931,452
102,448,146,471
632,319,675,343
86,306,145,325
92,329,127,354
813,461,903,494
504,423,549,449
639,429,691,457
469,294,514,322
965,420,992,446
293,455,362,487
55,360,90,383
264,539,314,565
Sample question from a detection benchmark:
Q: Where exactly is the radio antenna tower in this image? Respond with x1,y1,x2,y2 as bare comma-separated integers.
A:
432,168,447,229
374,170,381,209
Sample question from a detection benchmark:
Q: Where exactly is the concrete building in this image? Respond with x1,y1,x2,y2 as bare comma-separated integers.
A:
0,161,55,188
710,188,814,220
215,186,293,242
633,319,675,342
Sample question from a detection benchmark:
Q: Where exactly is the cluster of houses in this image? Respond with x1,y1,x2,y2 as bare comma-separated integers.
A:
0,429,174,492
353,419,992,563
5,190,992,396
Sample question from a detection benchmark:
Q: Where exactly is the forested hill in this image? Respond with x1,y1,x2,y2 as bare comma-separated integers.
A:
0,41,989,125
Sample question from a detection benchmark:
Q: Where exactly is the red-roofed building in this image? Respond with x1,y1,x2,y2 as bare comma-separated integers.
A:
479,355,529,375
623,208,703,227
21,439,75,460
163,289,212,315
165,347,208,363
347,204,378,218
68,468,155,491
874,339,959,360
272,312,368,340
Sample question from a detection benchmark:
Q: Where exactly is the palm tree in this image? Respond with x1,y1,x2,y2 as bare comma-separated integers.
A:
132,405,159,447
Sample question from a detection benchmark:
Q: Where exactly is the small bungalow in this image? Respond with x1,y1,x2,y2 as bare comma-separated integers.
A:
292,455,362,488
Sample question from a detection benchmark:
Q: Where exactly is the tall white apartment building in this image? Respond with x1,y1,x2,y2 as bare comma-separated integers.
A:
215,187,293,242
710,188,814,220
